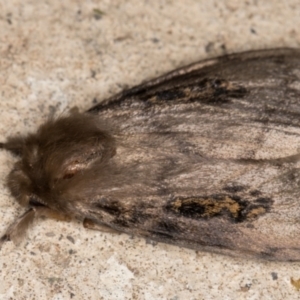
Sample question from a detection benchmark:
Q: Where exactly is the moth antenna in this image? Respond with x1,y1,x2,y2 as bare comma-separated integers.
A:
0,137,25,156
0,142,11,151
0,208,36,247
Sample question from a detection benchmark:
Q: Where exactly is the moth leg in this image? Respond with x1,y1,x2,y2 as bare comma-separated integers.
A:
34,207,71,222
0,207,71,248
83,218,120,234
0,208,36,247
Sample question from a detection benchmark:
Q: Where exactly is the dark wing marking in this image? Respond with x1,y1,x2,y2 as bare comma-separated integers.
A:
83,49,300,260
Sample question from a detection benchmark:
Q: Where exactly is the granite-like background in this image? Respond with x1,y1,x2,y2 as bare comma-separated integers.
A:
1,1,300,299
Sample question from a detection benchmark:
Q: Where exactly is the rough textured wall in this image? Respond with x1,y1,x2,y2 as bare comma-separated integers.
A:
1,1,300,299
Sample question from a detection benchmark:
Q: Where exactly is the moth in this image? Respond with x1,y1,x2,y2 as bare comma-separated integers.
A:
1,48,300,261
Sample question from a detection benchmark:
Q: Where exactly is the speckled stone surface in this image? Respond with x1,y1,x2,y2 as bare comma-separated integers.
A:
1,1,300,299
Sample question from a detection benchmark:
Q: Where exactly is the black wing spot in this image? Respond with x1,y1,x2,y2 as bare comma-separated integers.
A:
250,190,262,197
223,185,246,193
138,78,247,105
155,220,179,234
94,199,123,217
155,89,186,101
165,194,273,223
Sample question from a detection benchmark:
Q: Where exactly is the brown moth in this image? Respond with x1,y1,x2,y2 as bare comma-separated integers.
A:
1,48,300,261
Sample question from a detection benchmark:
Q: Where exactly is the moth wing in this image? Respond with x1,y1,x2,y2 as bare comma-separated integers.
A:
80,49,300,261
90,48,300,111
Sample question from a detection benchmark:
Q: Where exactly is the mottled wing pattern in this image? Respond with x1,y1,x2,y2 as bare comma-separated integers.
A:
84,49,300,260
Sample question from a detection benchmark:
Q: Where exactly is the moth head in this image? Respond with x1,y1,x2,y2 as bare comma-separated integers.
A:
4,113,116,210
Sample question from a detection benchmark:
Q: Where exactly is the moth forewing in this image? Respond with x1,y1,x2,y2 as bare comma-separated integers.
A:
1,48,300,261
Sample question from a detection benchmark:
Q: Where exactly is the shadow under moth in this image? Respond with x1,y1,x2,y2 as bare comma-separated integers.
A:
1,48,300,261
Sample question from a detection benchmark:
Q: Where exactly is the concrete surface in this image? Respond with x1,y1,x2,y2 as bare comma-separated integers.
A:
1,0,300,299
